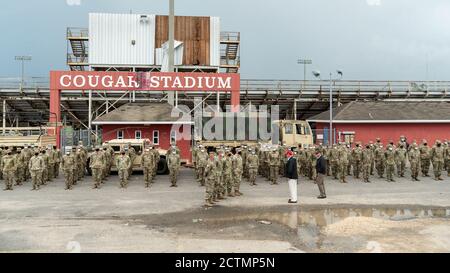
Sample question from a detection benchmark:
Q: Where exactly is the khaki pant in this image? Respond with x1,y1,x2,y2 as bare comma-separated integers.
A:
143,167,152,186
421,158,430,176
410,161,419,180
92,168,102,188
433,160,444,179
4,170,15,189
64,169,74,189
205,177,215,203
169,166,179,186
31,170,42,189
233,171,242,192
315,173,326,196
48,163,55,181
269,165,278,184
248,168,257,185
118,169,128,187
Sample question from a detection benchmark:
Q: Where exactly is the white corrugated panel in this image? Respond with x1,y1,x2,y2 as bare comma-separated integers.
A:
155,48,163,65
210,17,221,67
89,13,155,66
160,40,184,72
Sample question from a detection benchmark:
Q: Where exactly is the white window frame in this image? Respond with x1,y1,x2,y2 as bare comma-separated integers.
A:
135,130,142,140
117,130,124,140
152,130,159,145
170,130,177,145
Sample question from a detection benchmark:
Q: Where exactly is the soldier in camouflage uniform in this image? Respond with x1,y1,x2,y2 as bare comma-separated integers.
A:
23,145,32,181
419,139,431,177
214,151,224,201
142,148,154,187
71,147,79,185
196,147,207,186
328,144,339,179
445,140,450,176
47,147,55,182
191,144,199,179
278,144,287,176
204,152,217,207
89,147,105,189
102,146,111,182
408,143,421,181
395,144,407,177
61,150,75,190
151,145,159,179
127,143,136,176
374,142,385,178
309,146,317,181
247,148,259,186
430,140,445,181
116,151,131,188
54,146,61,178
369,141,376,175
241,145,249,179
269,148,279,185
222,152,233,198
168,150,181,187
233,150,243,196
352,143,363,179
15,148,26,186
347,144,353,176
78,142,88,180
40,150,49,185
2,150,16,190
385,145,396,182
338,143,349,183
362,144,373,183
29,151,43,190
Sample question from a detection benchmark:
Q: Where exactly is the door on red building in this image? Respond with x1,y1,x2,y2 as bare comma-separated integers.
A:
341,132,355,145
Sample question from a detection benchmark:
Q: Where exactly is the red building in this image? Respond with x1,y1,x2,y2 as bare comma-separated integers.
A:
93,103,193,163
307,101,450,146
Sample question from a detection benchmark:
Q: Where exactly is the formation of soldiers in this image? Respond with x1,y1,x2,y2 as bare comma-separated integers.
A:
3,136,449,193
302,136,450,183
0,144,62,190
192,143,244,207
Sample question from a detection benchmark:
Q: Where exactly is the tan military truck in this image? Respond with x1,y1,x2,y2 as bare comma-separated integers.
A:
0,127,57,149
197,118,313,150
87,138,169,175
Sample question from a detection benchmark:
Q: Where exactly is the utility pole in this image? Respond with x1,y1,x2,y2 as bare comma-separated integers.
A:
167,0,175,105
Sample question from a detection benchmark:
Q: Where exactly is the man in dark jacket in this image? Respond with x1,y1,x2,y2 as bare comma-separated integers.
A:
285,150,298,203
315,149,327,199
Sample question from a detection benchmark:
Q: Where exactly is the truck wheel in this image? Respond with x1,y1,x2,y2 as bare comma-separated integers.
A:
157,158,169,175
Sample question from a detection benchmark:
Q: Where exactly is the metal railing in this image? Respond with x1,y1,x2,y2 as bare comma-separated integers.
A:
67,27,89,39
220,31,240,42
67,53,89,64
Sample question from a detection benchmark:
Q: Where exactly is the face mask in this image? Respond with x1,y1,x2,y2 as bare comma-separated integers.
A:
437,144,441,147
424,143,427,146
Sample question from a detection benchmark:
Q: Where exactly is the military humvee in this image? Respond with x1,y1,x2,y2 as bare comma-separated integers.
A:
87,138,169,175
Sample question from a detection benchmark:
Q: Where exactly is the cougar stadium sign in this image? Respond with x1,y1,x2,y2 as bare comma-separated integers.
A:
50,71,240,91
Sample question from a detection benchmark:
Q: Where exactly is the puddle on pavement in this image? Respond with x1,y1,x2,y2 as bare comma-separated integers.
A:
130,205,450,252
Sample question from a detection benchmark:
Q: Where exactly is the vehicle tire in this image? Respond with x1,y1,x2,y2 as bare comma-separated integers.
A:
157,157,169,175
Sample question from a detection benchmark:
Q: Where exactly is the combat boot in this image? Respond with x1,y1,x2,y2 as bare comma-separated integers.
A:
235,190,243,196
204,200,214,207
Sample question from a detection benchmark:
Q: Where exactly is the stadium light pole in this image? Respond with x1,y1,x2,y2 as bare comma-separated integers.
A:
297,59,312,87
312,70,343,145
15,55,32,93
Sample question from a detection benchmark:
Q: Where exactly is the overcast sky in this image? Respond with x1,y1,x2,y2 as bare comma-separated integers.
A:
1,0,450,80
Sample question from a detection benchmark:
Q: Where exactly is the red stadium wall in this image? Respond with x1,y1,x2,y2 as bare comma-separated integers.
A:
315,122,450,145
101,124,192,163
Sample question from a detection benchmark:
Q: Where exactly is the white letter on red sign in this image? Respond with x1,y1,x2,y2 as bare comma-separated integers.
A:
150,76,160,88
218,77,232,89
60,75,72,88
73,75,86,88
161,76,172,88
102,76,113,88
128,76,139,88
184,77,195,88
87,75,99,88
115,76,126,88
172,77,182,89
